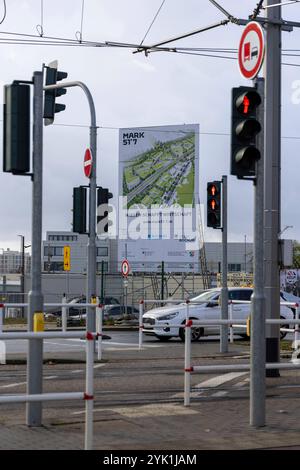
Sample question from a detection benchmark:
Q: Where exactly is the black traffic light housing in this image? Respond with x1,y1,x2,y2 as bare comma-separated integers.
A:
3,83,30,174
44,60,68,126
207,181,221,229
73,187,87,234
97,187,113,234
231,86,262,179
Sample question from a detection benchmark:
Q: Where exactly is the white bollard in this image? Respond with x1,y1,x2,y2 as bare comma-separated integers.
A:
0,303,3,333
96,302,103,361
62,295,67,332
229,302,234,344
139,301,144,350
185,300,190,322
85,332,94,451
184,319,192,407
294,304,300,351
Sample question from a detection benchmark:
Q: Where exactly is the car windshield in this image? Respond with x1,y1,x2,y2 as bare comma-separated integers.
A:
189,290,220,303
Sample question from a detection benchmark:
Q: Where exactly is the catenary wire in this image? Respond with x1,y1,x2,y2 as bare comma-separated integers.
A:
140,0,166,46
36,0,44,36
76,0,85,42
0,117,299,140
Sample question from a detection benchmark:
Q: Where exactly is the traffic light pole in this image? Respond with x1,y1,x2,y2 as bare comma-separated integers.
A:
44,80,98,335
250,77,266,427
264,0,282,376
27,71,44,426
220,175,228,354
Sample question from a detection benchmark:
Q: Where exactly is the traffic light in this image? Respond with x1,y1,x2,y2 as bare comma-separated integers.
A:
43,60,68,126
231,86,262,179
73,187,87,234
97,187,113,234
3,83,30,174
207,181,221,229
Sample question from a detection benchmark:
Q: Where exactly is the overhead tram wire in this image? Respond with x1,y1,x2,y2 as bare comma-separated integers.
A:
140,0,167,46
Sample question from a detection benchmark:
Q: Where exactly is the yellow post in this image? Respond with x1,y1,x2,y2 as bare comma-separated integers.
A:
33,312,44,332
246,316,251,337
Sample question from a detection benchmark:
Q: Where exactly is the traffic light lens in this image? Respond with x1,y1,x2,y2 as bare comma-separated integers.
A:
243,96,250,114
236,91,261,115
207,184,219,196
235,147,260,168
235,119,261,140
209,199,218,210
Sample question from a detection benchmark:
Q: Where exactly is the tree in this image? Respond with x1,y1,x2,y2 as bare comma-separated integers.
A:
293,241,300,268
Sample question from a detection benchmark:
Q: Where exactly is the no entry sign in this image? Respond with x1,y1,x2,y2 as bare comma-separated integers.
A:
84,148,93,178
121,259,130,277
238,22,265,80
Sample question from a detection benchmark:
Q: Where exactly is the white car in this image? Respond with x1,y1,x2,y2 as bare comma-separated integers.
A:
142,287,295,342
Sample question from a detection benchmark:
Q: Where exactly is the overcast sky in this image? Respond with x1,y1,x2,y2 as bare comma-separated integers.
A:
0,0,300,252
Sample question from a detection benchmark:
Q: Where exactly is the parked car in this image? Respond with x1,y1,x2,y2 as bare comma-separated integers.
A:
55,295,120,326
104,305,139,321
142,287,295,342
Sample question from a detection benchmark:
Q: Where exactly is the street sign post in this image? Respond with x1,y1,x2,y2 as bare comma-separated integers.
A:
121,259,130,317
238,21,265,80
84,148,93,178
121,259,130,277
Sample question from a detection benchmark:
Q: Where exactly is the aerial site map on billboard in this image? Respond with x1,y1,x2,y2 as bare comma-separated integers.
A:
121,125,197,208
118,124,200,272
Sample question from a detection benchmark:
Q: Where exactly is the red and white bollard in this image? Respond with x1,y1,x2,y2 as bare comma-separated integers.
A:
184,319,193,407
139,300,144,350
96,302,103,361
85,332,95,450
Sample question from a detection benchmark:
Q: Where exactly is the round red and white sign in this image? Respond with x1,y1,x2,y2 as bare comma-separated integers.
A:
238,22,265,80
286,270,297,284
84,148,93,178
121,259,130,277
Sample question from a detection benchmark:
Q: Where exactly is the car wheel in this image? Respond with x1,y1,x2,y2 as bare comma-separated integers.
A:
179,320,202,342
239,334,249,340
280,316,287,340
156,336,172,342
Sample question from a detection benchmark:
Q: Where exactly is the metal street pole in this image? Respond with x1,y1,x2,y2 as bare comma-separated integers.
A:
18,235,25,317
26,71,44,426
44,80,97,334
264,0,282,376
250,77,266,427
220,175,228,354
100,259,104,304
87,104,97,335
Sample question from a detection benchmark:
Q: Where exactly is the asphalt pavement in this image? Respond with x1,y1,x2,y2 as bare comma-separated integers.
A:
0,331,299,450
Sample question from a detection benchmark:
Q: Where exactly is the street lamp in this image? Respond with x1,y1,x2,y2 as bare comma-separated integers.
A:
279,225,293,238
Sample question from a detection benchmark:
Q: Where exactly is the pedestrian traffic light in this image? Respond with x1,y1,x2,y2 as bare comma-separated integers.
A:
207,181,221,229
97,187,113,234
231,86,262,179
43,60,68,126
73,187,87,234
3,83,30,174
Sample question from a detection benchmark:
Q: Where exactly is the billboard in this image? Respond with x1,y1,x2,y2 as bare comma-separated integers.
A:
118,124,200,272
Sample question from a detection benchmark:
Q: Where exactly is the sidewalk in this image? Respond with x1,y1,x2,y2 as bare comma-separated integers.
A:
0,389,300,450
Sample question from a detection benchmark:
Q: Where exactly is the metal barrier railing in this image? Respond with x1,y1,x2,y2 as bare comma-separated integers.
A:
0,300,103,450
0,329,97,450
183,317,300,407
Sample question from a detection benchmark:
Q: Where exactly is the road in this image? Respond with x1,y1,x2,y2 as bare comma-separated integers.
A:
0,329,299,450
2,330,295,354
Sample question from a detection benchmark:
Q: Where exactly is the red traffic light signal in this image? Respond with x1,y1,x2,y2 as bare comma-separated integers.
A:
231,86,262,179
207,181,221,229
